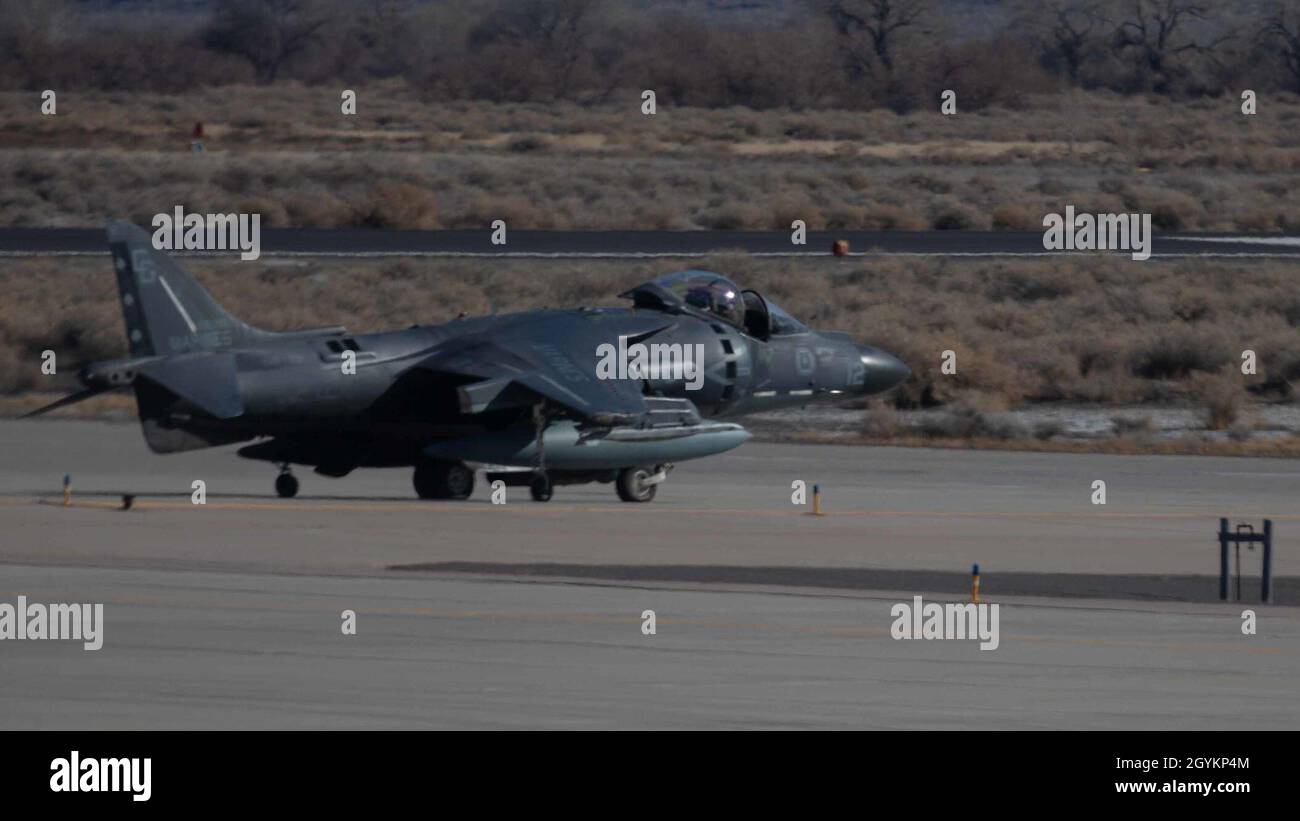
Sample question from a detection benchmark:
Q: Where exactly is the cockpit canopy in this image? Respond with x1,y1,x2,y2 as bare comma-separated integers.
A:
619,270,808,339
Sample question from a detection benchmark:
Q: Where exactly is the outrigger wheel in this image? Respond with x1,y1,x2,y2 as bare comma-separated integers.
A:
529,400,553,502
275,468,299,499
616,466,658,503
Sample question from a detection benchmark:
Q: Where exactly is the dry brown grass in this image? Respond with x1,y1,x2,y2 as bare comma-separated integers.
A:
8,250,1300,459
1191,369,1245,430
2,88,1299,232
4,253,1298,420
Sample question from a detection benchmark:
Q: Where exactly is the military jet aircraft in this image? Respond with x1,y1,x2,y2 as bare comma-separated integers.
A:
26,221,910,502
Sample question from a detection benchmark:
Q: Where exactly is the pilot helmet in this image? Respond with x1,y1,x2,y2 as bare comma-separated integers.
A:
707,279,742,324
684,285,713,311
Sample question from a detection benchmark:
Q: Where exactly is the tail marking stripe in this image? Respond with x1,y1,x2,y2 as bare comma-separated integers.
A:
157,275,198,333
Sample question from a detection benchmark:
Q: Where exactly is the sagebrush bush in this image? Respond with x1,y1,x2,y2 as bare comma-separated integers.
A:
1129,328,1232,380
0,253,1286,431
1192,370,1243,430
358,183,439,230
2,90,1297,233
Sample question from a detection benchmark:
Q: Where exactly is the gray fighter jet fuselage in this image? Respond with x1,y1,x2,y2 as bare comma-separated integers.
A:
31,223,910,503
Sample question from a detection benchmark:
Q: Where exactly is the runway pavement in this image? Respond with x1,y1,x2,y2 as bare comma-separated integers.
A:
2,227,1299,258
4,563,1298,730
2,419,1296,588
2,419,1298,728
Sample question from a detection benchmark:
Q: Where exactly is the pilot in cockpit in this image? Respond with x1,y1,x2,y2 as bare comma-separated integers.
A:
684,278,744,325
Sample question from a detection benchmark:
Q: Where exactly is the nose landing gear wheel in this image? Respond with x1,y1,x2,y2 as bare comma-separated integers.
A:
616,466,657,503
275,471,299,499
529,474,553,502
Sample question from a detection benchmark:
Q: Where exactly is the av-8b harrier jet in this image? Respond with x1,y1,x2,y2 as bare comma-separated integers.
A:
27,222,909,502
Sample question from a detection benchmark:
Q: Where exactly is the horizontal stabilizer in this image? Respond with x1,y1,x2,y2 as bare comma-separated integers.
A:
19,387,112,418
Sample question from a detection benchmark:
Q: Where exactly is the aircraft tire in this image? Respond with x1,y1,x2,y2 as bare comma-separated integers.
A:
529,474,553,502
616,467,657,503
413,461,476,500
275,472,299,499
442,462,476,500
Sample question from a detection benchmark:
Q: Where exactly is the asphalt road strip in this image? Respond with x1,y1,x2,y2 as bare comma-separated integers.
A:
3,228,1300,258
10,251,1300,259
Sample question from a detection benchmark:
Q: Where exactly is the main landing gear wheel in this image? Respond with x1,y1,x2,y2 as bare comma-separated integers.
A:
275,471,299,499
529,474,553,502
616,466,657,503
413,460,476,500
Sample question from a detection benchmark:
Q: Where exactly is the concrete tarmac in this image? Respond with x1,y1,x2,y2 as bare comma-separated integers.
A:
4,563,1298,730
2,419,1298,728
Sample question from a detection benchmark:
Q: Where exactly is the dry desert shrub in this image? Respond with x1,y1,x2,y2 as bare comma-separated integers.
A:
3,88,1297,233
990,203,1043,230
917,406,1029,441
232,196,290,227
357,182,439,230
767,194,823,231
1190,369,1244,430
818,203,866,230
453,195,558,230
859,203,928,231
1227,420,1254,442
860,402,902,438
1127,326,1233,380
927,198,989,231
1,253,1291,434
1033,420,1065,441
284,193,356,227
696,203,767,231
1111,415,1157,438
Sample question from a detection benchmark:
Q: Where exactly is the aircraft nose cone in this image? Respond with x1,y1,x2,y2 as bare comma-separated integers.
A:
859,346,910,394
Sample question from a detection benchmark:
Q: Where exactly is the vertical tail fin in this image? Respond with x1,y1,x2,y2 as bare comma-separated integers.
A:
107,220,260,356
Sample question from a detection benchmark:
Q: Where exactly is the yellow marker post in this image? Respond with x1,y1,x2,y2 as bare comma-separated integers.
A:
62,474,71,507
812,484,822,516
972,563,981,604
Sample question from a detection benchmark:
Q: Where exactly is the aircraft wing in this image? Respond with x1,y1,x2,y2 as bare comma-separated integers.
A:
410,336,650,425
